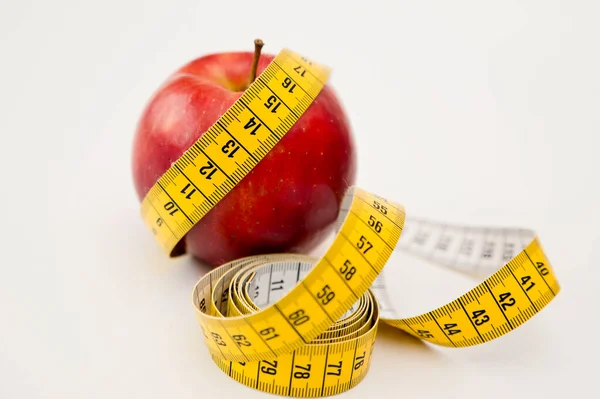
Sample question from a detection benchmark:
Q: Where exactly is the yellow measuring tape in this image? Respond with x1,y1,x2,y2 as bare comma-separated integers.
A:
140,47,560,397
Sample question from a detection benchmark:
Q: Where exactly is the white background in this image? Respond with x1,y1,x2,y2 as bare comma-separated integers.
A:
1,0,599,398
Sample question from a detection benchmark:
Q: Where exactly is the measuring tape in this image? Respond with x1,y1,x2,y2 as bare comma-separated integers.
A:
140,47,560,397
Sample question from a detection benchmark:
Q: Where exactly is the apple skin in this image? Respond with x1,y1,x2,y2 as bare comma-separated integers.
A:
132,51,356,266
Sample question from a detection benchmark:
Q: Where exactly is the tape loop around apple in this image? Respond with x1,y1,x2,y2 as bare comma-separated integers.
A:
139,48,561,397
139,47,331,257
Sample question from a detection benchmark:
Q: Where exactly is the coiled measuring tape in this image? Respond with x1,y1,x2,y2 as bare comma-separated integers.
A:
140,47,560,397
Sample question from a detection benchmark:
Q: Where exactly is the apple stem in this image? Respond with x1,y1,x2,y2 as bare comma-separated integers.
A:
249,39,264,85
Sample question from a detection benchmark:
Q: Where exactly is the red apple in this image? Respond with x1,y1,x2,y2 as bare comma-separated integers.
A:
132,43,356,266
